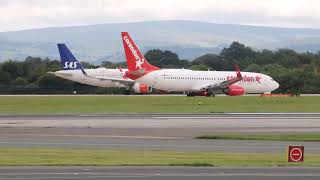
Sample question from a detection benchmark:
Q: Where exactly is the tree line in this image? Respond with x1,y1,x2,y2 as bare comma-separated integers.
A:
0,42,319,94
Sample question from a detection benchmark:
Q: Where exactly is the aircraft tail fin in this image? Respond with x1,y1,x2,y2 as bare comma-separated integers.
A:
57,43,86,75
121,32,160,73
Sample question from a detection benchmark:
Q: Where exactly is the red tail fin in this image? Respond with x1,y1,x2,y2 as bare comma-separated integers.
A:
121,32,160,72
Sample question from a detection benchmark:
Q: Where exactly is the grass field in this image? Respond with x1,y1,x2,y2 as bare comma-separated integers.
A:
0,95,318,114
196,133,320,141
0,148,319,166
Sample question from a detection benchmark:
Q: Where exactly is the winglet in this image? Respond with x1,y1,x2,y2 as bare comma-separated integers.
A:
117,65,123,72
117,65,127,79
235,64,242,79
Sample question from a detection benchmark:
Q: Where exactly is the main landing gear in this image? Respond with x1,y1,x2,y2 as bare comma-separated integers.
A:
186,92,215,97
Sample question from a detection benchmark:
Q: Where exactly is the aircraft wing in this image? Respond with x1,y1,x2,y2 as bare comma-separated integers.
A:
200,64,243,92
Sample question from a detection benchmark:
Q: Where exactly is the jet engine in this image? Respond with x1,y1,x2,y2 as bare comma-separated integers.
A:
224,85,245,96
132,83,152,94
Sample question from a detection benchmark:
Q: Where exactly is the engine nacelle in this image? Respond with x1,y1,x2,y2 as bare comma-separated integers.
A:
224,85,245,96
132,83,152,94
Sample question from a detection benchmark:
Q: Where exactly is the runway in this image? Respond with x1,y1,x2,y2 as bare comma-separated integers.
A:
0,166,320,180
1,113,320,136
1,113,320,179
0,113,319,153
1,133,320,153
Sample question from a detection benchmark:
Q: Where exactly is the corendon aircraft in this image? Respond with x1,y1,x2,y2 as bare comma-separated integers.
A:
121,32,279,96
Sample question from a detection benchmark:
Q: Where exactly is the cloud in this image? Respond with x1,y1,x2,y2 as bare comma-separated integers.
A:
0,0,319,31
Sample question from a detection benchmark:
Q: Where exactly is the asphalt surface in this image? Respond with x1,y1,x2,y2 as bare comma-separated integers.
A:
1,114,320,136
0,167,319,180
0,133,319,153
0,113,319,153
0,114,320,179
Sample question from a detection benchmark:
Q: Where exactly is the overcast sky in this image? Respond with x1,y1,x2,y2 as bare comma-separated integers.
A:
1,0,320,32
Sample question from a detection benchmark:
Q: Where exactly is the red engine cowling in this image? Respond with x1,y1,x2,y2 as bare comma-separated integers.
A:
132,83,152,94
224,85,245,96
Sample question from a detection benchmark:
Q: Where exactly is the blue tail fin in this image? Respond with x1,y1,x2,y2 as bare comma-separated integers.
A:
57,43,86,74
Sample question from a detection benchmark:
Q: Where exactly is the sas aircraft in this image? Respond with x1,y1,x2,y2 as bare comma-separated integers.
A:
49,44,153,94
121,32,279,96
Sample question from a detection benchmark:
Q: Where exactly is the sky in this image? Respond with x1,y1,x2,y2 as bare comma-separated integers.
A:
0,0,320,32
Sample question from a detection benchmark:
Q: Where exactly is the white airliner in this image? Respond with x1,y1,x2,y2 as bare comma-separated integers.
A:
121,32,279,96
49,44,152,94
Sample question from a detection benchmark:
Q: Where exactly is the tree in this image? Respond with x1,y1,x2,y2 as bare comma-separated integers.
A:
1,61,24,80
192,54,225,70
80,61,98,69
274,49,301,68
188,64,209,71
12,77,28,86
220,42,256,70
101,61,113,68
244,64,262,73
144,49,181,67
37,74,73,91
0,71,11,85
23,57,48,82
256,49,275,65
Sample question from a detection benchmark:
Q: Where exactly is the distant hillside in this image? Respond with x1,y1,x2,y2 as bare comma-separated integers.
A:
0,20,320,63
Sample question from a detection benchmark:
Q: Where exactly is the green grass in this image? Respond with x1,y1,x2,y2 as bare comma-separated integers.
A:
196,133,320,141
0,148,319,166
0,96,319,114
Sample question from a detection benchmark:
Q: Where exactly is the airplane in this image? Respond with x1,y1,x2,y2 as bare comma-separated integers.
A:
48,43,153,94
121,32,279,96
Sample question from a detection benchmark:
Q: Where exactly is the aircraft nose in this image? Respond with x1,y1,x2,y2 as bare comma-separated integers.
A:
265,76,279,92
272,81,279,91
